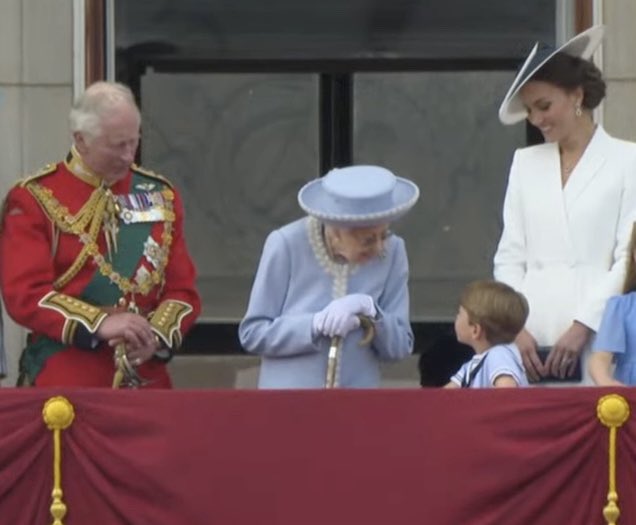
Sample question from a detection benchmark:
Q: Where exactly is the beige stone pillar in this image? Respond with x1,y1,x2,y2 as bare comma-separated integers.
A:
0,0,74,385
601,0,636,140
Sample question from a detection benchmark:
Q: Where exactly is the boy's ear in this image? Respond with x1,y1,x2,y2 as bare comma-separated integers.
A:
470,322,484,341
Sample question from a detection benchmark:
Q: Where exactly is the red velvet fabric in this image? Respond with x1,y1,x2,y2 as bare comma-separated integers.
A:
35,347,171,388
0,388,634,525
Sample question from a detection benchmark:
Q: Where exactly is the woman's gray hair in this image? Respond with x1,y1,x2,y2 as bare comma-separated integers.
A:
69,81,139,141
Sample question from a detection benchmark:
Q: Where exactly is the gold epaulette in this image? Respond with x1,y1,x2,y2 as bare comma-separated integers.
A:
131,164,174,189
18,163,58,188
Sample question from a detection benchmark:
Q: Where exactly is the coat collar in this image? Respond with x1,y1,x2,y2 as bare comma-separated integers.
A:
561,125,609,208
64,146,104,187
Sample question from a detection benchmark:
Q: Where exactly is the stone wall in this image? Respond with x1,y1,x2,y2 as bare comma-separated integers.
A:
0,0,74,385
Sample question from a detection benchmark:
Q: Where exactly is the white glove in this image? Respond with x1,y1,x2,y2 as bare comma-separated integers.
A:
312,294,376,338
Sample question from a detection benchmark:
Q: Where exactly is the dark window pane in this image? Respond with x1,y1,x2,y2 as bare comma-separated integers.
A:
115,0,555,63
140,72,320,320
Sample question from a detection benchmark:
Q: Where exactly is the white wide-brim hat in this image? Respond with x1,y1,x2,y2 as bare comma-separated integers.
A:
498,25,604,125
298,165,420,227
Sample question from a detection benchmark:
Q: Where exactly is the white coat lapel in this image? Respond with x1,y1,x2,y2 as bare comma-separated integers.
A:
562,126,608,210
533,143,575,253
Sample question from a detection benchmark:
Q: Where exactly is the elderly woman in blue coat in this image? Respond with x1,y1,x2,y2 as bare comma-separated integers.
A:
239,165,420,388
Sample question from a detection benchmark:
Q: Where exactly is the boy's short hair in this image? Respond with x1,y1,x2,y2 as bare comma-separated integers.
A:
459,280,529,345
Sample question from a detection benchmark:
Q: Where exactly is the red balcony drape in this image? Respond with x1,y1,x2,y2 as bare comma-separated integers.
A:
0,388,633,525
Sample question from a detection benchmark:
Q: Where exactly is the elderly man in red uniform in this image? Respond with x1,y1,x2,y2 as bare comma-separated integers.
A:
0,81,200,388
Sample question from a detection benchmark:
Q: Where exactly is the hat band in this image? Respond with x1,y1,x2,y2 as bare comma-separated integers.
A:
325,192,395,216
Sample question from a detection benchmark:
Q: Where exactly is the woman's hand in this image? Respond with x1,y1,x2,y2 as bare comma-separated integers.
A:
312,294,375,337
515,328,543,382
546,321,592,378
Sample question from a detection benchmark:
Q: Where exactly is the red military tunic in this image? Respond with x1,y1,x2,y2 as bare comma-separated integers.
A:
0,148,201,387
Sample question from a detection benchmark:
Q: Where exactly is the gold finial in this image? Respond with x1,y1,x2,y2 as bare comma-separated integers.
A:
42,396,75,525
597,394,630,428
42,396,75,430
597,394,630,525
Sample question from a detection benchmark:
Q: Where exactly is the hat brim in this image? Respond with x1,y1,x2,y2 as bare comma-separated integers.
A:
499,25,605,125
298,176,420,227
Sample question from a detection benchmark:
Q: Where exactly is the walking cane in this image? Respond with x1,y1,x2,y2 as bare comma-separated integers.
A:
325,315,376,388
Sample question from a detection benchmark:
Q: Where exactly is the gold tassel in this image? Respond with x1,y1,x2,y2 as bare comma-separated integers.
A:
42,396,75,525
596,394,630,525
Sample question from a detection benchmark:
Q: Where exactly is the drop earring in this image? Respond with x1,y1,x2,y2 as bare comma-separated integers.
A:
575,103,582,117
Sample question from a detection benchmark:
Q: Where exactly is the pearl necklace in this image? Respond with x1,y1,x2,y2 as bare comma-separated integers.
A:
306,216,358,299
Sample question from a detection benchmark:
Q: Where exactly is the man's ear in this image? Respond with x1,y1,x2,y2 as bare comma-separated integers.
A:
73,132,87,154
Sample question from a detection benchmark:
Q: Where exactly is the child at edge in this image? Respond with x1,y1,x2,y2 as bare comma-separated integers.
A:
589,224,636,386
445,280,530,388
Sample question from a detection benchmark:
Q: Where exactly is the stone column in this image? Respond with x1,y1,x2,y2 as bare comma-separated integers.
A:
0,0,74,385
602,0,636,141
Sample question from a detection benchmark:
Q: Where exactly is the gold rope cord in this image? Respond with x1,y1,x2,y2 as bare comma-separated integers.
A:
42,396,75,525
28,183,174,295
596,394,630,525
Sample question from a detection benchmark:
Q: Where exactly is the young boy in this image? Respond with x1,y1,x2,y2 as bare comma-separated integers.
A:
446,280,529,388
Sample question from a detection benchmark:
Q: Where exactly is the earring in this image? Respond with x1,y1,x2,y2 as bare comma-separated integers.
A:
575,104,582,117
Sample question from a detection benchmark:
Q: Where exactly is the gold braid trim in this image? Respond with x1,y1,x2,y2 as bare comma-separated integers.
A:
149,300,194,348
26,179,106,234
39,291,107,334
61,319,79,345
18,163,57,187
28,182,109,288
27,182,175,296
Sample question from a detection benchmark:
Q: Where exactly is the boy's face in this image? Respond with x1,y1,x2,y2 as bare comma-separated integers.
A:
454,306,474,345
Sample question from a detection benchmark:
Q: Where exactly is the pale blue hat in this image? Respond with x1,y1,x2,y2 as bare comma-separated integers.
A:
297,165,419,226
499,25,604,125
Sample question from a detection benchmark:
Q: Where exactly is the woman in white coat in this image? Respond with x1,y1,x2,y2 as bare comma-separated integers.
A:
494,25,636,383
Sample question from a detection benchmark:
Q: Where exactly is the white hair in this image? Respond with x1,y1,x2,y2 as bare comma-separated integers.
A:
69,81,140,141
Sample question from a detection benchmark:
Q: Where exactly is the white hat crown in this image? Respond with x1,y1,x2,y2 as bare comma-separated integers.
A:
499,25,604,125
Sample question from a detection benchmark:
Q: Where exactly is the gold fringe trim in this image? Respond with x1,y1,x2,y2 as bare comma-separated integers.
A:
597,394,630,525
42,396,75,525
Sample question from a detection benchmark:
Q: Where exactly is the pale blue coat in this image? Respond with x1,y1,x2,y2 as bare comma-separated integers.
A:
239,217,413,388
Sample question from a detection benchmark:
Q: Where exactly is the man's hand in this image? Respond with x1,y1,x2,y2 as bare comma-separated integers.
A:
97,312,159,365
